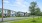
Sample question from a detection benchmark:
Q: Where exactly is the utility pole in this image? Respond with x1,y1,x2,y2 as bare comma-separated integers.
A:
2,0,3,22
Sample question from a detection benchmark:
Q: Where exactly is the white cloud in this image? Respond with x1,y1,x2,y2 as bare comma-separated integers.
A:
32,0,37,1
4,0,27,12
4,0,31,12
0,0,42,13
16,0,24,2
4,0,9,4
15,0,27,7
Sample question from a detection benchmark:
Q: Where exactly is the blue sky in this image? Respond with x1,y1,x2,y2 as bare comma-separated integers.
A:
0,0,42,13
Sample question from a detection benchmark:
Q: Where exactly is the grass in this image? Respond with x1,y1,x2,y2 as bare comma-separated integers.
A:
0,17,42,23
0,16,2,18
11,18,42,23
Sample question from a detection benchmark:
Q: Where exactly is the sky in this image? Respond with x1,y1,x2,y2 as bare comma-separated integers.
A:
0,0,42,13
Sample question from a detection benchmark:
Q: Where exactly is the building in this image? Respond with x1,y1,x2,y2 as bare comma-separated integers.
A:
16,11,29,17
3,9,8,16
16,11,26,17
0,8,16,17
0,8,29,17
10,10,16,17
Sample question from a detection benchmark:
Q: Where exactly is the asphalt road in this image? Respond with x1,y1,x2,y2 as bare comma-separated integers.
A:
0,17,28,22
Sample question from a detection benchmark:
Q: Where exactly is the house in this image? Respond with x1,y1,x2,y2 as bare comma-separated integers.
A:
3,9,8,16
10,10,16,17
0,8,16,17
16,11,29,17
16,11,26,17
0,8,29,17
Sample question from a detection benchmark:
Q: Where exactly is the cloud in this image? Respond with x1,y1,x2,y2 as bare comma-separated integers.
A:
4,0,37,12
4,0,9,4
3,0,29,12
0,0,41,13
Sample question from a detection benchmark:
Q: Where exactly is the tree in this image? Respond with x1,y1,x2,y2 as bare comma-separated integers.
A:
0,12,2,17
35,7,40,19
7,10,11,17
24,13,26,17
35,7,40,16
39,12,42,16
0,10,2,17
29,1,37,21
16,12,21,17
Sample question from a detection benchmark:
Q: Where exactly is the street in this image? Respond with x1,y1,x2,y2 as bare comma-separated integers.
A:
0,17,29,22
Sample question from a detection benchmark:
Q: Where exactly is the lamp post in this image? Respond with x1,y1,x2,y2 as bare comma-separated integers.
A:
2,0,3,22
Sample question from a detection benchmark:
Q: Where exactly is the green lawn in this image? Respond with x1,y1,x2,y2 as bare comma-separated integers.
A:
0,16,2,18
11,18,42,23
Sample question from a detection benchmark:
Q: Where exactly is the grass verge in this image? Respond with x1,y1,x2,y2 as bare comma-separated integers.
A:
11,18,42,23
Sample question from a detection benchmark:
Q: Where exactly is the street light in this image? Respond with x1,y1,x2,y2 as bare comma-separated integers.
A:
2,0,3,22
